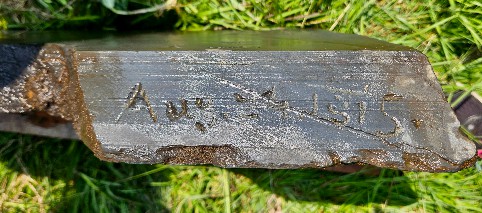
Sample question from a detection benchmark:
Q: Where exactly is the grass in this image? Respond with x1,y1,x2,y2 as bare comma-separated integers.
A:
1,134,481,212
1,0,482,212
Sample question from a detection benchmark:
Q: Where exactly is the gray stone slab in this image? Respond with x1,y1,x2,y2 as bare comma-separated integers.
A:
75,50,476,171
0,31,477,171
0,113,78,139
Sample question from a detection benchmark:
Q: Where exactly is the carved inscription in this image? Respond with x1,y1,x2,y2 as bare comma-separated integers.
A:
411,119,423,129
233,93,247,103
374,92,405,138
358,101,367,124
211,77,406,143
383,93,403,101
165,99,189,121
195,121,206,132
195,97,211,109
116,78,406,142
327,104,350,126
116,83,157,123
311,93,318,116
261,87,275,99
375,116,404,139
244,113,259,119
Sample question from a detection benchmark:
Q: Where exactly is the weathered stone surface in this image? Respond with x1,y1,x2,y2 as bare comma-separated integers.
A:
0,31,477,172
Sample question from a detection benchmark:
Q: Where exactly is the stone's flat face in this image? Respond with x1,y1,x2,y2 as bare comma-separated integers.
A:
0,31,476,172
76,50,475,171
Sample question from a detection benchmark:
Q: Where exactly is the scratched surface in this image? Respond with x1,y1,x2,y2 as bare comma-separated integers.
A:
76,50,475,171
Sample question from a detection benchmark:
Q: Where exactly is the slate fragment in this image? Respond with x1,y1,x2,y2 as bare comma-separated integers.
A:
0,31,476,172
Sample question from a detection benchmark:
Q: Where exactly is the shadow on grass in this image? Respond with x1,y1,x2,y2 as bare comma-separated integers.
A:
0,132,170,212
231,167,417,206
0,132,417,211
